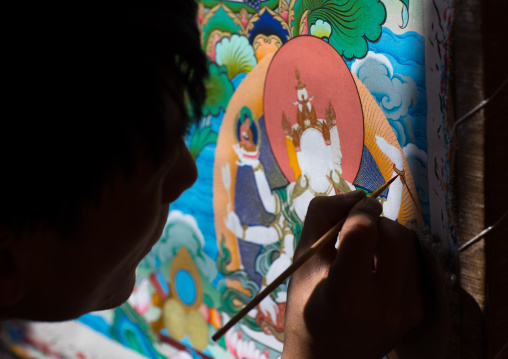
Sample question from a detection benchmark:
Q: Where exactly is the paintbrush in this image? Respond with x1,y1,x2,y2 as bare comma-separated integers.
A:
212,175,399,341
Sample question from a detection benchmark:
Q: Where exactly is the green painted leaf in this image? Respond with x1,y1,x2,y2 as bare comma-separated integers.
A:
189,125,218,159
202,62,234,117
217,236,232,275
303,0,386,59
215,34,257,79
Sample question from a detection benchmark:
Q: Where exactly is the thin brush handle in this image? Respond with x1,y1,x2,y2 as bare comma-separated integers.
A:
212,218,346,341
212,175,399,341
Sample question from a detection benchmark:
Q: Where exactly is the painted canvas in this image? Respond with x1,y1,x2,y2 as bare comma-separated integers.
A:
80,0,454,357
7,0,456,358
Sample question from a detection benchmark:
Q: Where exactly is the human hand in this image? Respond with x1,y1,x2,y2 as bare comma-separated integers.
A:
283,190,423,358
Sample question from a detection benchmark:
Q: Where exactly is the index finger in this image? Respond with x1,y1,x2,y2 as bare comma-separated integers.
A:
295,190,366,260
332,197,383,275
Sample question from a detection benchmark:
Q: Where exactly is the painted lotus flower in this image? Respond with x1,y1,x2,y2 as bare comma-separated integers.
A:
128,278,151,314
163,298,209,351
225,329,270,359
215,34,257,80
310,19,331,40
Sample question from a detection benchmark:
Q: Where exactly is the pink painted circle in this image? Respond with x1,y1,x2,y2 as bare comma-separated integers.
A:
263,36,363,183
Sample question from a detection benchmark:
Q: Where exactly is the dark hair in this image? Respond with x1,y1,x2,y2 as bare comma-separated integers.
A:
0,1,208,232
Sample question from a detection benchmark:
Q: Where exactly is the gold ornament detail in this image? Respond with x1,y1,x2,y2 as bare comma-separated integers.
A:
282,70,337,151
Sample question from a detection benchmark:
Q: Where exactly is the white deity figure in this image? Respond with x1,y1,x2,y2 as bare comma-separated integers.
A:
222,70,405,340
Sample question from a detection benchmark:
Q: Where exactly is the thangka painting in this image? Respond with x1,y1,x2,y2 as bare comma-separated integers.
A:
64,1,454,358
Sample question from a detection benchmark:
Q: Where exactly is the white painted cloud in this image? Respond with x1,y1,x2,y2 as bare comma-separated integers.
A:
140,210,218,282
403,142,427,163
351,51,417,121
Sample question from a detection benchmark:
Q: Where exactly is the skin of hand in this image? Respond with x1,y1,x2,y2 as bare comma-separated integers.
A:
282,190,424,358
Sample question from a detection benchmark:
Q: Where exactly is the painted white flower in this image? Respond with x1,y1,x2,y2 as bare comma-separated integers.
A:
310,19,332,40
225,329,270,359
128,278,151,314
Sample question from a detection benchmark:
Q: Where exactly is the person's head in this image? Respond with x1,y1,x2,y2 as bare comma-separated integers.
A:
0,1,208,320
237,107,258,152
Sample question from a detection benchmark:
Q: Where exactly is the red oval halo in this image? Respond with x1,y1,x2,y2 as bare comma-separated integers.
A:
263,36,363,183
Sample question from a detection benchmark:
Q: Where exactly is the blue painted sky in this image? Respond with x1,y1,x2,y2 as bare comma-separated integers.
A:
347,27,427,153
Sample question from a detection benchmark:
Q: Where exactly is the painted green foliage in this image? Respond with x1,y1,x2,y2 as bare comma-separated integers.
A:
111,304,166,359
189,125,218,159
202,6,242,54
299,0,387,59
215,35,257,80
203,62,234,117
187,62,232,160
216,237,259,330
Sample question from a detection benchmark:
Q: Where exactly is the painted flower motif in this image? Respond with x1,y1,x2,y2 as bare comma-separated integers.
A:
128,278,151,315
215,34,257,80
310,19,332,41
225,329,270,359
299,12,309,35
139,211,217,284
197,2,205,26
279,0,290,23
206,31,223,62
163,298,210,351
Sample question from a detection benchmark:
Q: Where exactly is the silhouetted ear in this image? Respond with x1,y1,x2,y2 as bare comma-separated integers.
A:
0,230,24,306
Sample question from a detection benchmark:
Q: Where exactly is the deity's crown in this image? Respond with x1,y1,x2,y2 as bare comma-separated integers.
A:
282,69,337,152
